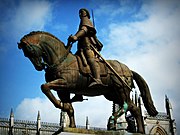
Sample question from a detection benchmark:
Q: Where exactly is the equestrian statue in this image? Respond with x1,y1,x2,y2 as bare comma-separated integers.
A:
18,8,158,133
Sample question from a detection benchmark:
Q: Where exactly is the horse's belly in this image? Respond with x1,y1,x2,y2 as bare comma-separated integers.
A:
71,87,110,96
70,74,112,96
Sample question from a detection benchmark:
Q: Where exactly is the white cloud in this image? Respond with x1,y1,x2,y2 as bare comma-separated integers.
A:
0,0,52,55
73,96,112,127
95,0,142,19
0,0,52,42
100,0,180,129
15,97,60,123
15,95,112,128
13,0,52,36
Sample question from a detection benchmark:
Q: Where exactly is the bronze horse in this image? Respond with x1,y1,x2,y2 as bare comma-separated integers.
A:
18,31,158,133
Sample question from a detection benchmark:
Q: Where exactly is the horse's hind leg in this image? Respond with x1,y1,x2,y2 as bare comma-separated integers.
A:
128,101,145,133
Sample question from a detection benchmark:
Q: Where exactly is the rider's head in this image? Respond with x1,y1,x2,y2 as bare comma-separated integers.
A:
79,8,90,19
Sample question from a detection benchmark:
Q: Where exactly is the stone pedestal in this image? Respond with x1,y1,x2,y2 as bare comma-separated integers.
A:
63,127,143,135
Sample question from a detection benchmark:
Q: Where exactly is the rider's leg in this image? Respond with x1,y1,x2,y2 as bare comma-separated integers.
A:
85,48,103,86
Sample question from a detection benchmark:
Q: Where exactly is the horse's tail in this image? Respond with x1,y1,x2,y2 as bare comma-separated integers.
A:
132,70,158,116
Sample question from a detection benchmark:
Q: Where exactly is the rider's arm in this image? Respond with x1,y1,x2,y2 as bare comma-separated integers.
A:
75,26,88,39
69,26,88,42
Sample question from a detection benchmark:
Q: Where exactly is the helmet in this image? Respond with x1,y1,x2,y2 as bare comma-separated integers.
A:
79,8,90,19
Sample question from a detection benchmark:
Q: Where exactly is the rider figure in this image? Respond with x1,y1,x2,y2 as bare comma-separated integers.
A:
68,8,104,87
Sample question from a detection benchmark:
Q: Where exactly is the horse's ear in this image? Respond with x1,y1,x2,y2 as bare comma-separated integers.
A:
17,42,22,49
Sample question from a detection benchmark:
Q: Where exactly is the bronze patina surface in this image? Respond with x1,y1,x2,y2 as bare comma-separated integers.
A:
18,9,158,134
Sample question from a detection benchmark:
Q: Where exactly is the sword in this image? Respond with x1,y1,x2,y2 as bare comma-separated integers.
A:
90,44,132,91
91,9,95,28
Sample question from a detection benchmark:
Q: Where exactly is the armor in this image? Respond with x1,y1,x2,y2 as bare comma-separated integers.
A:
78,10,103,51
69,8,104,87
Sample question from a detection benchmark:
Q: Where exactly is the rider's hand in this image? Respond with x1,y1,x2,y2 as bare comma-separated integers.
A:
68,35,78,43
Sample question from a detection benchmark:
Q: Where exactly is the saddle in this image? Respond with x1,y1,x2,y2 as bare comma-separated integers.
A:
76,54,134,89
76,55,132,78
76,55,108,77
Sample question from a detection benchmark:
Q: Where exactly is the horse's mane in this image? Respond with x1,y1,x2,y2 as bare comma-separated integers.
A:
21,31,64,45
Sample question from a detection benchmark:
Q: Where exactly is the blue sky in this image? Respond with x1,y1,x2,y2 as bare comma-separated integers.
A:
0,0,180,131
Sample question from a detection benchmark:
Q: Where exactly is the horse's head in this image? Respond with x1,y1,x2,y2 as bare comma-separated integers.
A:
18,32,45,71
18,31,68,71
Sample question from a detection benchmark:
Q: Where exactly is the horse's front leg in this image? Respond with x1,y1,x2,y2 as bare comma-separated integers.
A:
41,79,76,128
41,79,66,108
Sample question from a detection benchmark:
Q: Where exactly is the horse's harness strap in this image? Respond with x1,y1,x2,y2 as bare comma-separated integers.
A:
45,44,72,72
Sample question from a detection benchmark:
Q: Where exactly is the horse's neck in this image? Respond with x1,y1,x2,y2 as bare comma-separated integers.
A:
39,38,67,66
40,44,56,65
63,53,77,66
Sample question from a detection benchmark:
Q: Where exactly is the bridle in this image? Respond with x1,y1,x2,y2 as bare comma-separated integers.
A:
19,40,73,72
